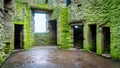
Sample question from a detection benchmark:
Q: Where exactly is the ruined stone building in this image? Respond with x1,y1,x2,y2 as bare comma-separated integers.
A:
0,0,120,65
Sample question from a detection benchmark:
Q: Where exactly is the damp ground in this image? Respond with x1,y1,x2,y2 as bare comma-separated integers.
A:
1,46,120,68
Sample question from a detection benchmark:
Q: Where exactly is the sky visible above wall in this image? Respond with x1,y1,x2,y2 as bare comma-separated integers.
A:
34,13,47,33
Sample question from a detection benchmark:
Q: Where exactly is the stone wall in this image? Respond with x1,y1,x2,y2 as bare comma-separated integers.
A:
4,0,14,46
13,0,54,49
1,0,120,65
69,0,120,59
0,0,5,65
53,0,66,7
0,0,14,65
13,0,72,49
0,0,4,48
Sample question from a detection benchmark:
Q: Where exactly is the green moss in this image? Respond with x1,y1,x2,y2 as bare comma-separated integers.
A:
13,1,26,22
57,7,72,49
12,0,120,60
67,0,120,59
13,0,52,50
0,49,5,65
24,4,31,50
52,6,61,19
34,33,52,46
30,4,50,10
78,0,120,59
96,29,103,55
83,24,91,51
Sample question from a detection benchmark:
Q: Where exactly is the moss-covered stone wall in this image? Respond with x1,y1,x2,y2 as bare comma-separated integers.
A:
57,7,72,49
13,0,53,49
13,0,73,48
13,0,30,49
34,33,52,46
0,0,14,65
1,0,120,65
69,0,120,60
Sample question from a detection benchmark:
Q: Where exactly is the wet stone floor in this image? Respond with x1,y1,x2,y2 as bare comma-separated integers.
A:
1,46,120,68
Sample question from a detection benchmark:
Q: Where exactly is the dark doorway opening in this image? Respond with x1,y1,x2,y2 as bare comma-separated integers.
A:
48,20,57,45
89,24,96,52
102,27,110,54
14,24,24,49
73,25,83,49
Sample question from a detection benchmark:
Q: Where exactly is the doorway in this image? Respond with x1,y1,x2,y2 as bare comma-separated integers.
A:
14,24,24,49
102,27,110,54
89,24,96,52
48,20,57,45
73,25,83,49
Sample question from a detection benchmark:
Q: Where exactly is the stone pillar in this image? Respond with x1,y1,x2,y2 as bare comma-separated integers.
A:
96,27,103,55
83,23,91,51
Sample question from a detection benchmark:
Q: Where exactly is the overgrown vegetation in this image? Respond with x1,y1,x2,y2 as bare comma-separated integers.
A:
87,0,120,59
0,49,5,65
13,0,52,49
58,7,72,49
1,0,120,65
71,0,120,59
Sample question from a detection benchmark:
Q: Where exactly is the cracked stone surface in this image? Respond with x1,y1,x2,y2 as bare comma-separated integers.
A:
1,46,120,68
